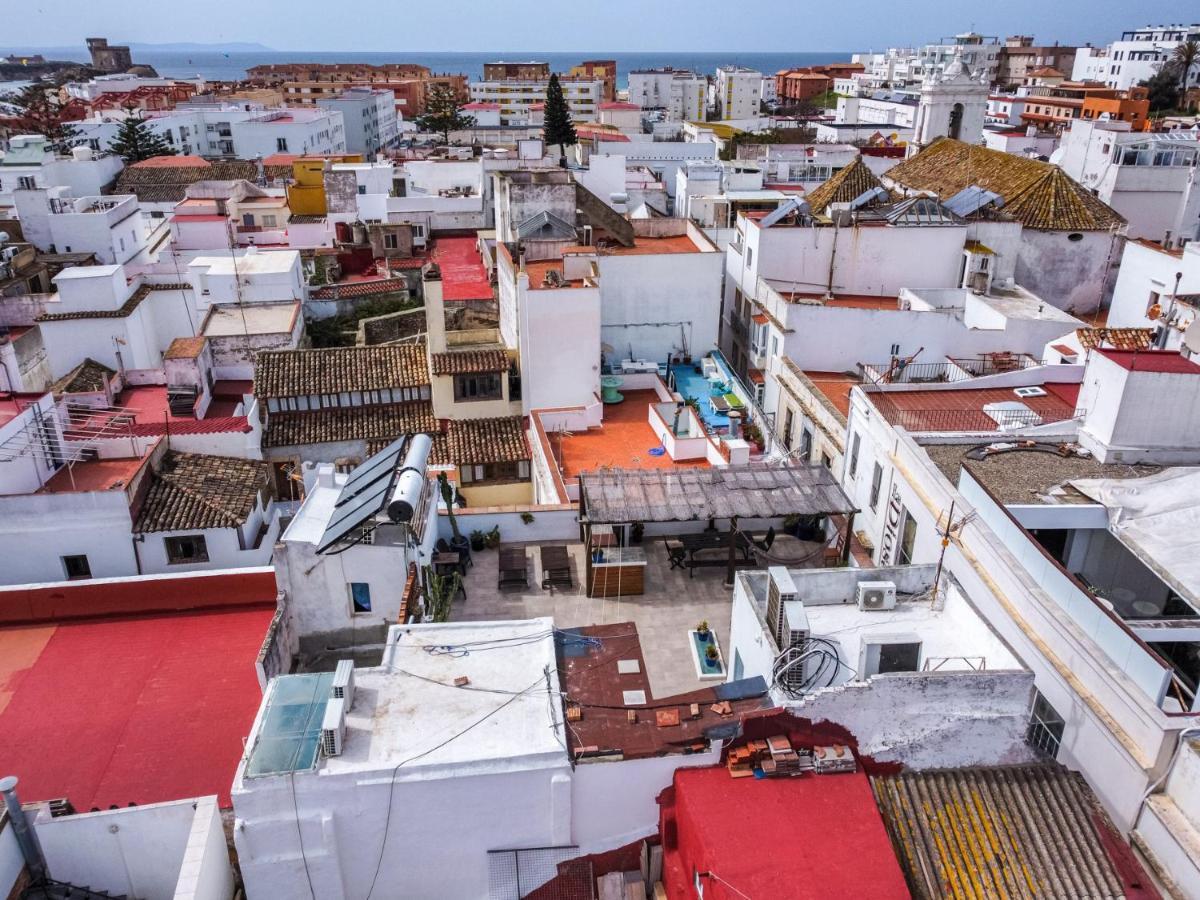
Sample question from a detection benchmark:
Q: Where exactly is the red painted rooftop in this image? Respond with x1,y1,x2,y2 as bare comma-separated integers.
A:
0,571,276,809
1098,349,1200,375
660,765,910,900
132,155,210,168
433,235,493,301
600,101,640,110
873,382,1080,431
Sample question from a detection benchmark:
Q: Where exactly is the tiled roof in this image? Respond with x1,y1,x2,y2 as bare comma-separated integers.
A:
872,764,1144,900
310,278,411,300
430,348,508,376
115,160,262,203
50,358,114,395
254,344,429,398
37,283,191,322
884,138,1124,231
164,336,207,360
134,451,268,533
263,401,437,449
368,432,450,465
805,156,887,212
1076,327,1154,351
447,416,529,464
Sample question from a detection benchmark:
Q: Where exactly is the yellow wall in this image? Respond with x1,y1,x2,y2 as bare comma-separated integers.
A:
457,479,534,508
285,154,363,216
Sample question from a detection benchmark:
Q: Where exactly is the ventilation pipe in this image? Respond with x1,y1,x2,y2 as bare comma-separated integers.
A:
0,776,46,883
386,433,433,523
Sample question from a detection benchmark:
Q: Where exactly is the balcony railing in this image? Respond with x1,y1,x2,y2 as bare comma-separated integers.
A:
861,354,1040,386
872,399,1084,433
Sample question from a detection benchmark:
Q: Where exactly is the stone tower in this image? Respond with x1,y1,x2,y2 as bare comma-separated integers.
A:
908,49,990,157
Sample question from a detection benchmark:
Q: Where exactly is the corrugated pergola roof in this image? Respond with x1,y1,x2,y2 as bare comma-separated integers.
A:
579,464,856,523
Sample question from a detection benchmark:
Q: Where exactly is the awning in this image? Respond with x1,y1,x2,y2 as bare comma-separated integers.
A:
580,464,856,524
1070,468,1200,607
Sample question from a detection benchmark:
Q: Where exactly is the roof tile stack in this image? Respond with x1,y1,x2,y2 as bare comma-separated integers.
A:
430,348,509,376
254,344,429,398
134,451,268,533
447,416,530,464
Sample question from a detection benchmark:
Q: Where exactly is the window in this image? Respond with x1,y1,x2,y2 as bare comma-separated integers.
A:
262,215,277,227
276,137,289,152
62,555,91,580
821,452,832,470
861,640,922,677
1147,290,1161,315
350,582,372,614
384,233,399,250
782,408,795,450
848,432,861,479
460,460,531,484
897,511,917,564
17,175,36,190
869,462,883,510
508,360,522,401
454,372,503,402
1026,690,1065,758
799,427,813,461
358,184,367,195
745,246,753,268
165,534,209,564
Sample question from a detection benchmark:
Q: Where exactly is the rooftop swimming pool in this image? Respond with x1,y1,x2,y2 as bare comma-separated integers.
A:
669,357,745,432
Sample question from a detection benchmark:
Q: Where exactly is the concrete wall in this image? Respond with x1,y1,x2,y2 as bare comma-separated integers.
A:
0,819,23,900
1015,229,1120,316
519,281,602,415
0,489,138,585
34,796,233,900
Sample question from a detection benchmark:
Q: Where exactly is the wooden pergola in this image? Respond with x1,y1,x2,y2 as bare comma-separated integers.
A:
578,464,858,585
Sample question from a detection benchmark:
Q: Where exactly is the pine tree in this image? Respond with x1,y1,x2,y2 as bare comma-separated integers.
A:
543,74,577,167
10,84,77,150
107,115,176,164
416,84,475,145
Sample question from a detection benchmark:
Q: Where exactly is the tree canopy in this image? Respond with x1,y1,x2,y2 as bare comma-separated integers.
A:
416,84,475,144
543,73,577,165
107,115,176,163
8,84,77,150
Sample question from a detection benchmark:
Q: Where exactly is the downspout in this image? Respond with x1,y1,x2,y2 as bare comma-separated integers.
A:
1,776,47,884
825,218,840,300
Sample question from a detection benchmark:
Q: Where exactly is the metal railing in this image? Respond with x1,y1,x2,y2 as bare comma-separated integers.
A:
861,355,1040,386
872,401,1084,433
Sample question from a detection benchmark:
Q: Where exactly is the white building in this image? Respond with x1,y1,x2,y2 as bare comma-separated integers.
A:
317,88,398,157
233,619,574,900
1105,238,1200,355
468,78,602,127
62,72,206,102
1073,24,1200,91
851,33,1001,91
1054,121,1200,244
0,136,124,213
12,190,154,265
627,68,708,121
187,247,306,309
728,564,1035,767
715,66,763,120
836,92,920,130
909,51,990,155
70,104,346,159
594,140,718,202
837,350,1200,892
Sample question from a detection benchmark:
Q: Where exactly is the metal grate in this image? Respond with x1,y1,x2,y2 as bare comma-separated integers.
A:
1025,690,1064,759
487,846,581,899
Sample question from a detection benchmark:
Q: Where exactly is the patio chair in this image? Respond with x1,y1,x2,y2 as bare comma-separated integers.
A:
540,545,573,591
665,538,687,570
498,546,529,590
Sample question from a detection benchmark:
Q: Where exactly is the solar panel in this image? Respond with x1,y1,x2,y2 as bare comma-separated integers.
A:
317,476,396,553
334,435,408,507
944,185,1004,218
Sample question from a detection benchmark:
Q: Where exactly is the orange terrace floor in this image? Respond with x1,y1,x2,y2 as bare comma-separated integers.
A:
549,390,711,479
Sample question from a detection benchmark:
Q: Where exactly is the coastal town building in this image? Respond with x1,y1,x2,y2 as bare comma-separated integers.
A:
1073,23,1200,91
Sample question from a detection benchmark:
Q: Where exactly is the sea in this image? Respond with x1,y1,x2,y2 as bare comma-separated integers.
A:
4,50,851,87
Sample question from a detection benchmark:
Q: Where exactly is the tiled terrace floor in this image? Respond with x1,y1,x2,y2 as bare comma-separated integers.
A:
451,535,823,698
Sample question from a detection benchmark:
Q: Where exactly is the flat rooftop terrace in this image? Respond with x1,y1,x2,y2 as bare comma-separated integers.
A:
35,456,145,494
0,600,274,808
547,390,710,479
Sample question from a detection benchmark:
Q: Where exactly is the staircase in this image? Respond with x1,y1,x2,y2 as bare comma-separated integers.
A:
22,879,130,900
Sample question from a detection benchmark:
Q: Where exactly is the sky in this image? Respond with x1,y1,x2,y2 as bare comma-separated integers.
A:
3,0,1194,52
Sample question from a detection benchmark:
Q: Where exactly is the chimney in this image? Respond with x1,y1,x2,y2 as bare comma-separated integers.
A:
0,776,47,883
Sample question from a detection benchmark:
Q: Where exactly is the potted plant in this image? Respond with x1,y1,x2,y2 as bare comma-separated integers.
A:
706,644,721,665
485,525,501,549
696,620,710,639
439,473,470,558
520,511,535,525
630,522,645,545
421,565,460,624
469,529,486,553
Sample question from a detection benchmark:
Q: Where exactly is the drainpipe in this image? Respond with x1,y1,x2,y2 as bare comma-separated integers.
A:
0,776,47,884
825,218,840,300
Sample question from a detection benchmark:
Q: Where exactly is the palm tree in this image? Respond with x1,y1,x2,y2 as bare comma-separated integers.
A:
1172,39,1199,97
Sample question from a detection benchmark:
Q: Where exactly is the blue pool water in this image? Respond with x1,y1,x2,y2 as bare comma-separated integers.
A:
670,362,733,431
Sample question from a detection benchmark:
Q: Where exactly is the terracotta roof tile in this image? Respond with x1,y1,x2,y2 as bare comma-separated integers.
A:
263,401,437,449
254,344,429,398
37,283,191,322
310,278,410,300
446,416,529,464
805,156,886,212
430,348,508,376
1076,327,1154,351
884,138,1124,231
50,358,115,394
134,451,268,533
115,160,263,203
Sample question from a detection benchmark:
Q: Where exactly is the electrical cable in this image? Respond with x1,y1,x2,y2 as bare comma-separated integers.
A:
362,673,547,900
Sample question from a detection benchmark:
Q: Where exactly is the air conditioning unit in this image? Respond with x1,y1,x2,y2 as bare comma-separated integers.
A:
856,580,896,611
766,566,799,650
1013,386,1047,398
320,696,346,757
332,659,356,709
